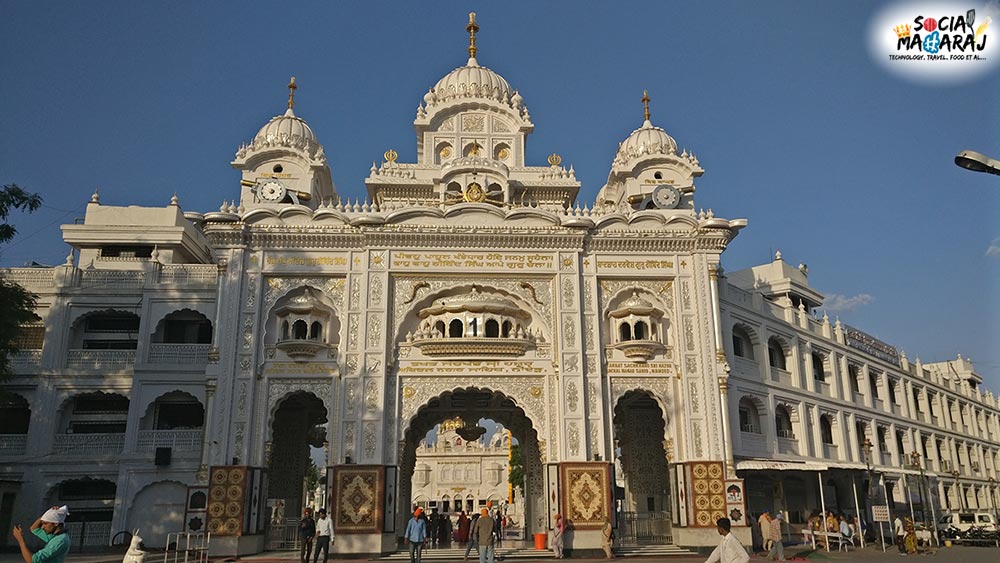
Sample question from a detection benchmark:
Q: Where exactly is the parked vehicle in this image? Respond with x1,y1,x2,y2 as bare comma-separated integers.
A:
937,512,997,532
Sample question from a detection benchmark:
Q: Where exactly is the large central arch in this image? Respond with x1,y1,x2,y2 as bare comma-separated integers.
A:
398,387,546,537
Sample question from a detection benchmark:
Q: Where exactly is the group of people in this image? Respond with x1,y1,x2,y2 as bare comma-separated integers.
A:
894,515,919,555
405,507,501,563
10,506,71,563
298,507,334,563
805,510,863,549
752,510,785,561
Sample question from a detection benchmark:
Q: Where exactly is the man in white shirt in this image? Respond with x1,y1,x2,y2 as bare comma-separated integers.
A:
313,508,334,563
893,516,904,553
705,518,749,563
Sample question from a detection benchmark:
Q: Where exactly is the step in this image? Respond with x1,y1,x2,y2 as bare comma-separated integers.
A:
378,544,697,560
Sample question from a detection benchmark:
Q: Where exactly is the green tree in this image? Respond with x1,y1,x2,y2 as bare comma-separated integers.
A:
0,184,43,382
508,444,524,497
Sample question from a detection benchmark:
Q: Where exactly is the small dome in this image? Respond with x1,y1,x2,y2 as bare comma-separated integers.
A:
613,119,678,168
254,108,318,145
431,58,513,103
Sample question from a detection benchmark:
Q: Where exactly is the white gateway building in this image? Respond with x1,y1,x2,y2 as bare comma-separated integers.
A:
1,13,999,556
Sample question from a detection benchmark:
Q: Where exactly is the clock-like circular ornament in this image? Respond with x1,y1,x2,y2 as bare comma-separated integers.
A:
258,180,287,202
463,182,486,203
651,184,682,209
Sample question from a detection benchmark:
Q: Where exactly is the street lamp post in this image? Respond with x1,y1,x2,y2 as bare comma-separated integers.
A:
910,451,937,545
990,477,998,528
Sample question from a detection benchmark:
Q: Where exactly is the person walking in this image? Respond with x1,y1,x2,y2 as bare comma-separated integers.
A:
893,515,905,553
463,512,480,561
312,508,333,563
457,511,470,543
11,506,71,563
550,514,565,559
757,510,772,553
474,508,496,563
601,519,615,559
299,508,316,563
766,513,784,561
405,508,428,563
428,510,439,547
704,518,749,563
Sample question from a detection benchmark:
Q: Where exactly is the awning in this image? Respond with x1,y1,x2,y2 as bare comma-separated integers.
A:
736,460,829,472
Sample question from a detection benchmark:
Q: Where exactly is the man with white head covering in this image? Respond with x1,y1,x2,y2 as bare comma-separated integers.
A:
11,506,71,563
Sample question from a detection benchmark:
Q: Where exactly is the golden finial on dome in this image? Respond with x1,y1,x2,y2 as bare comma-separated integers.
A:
287,76,298,109
642,89,651,122
466,12,480,59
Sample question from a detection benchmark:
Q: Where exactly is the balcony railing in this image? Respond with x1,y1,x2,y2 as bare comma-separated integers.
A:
136,429,203,452
79,269,145,289
0,434,27,455
731,356,759,378
147,343,211,364
158,264,217,285
777,436,799,455
10,350,42,373
1,268,56,287
769,367,792,386
822,443,839,460
53,433,125,456
66,349,135,370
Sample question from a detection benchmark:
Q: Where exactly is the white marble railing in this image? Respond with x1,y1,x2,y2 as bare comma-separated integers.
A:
147,343,211,364
53,433,125,456
79,269,145,288
158,264,217,285
10,350,42,372
0,434,27,455
136,429,203,452
1,267,56,287
66,349,135,370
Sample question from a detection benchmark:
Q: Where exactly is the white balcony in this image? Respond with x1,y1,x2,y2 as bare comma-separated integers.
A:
730,356,759,379
822,443,839,460
739,432,768,457
769,367,792,386
66,350,135,370
0,434,27,455
136,429,203,452
53,433,125,456
157,264,217,285
147,343,211,364
777,436,799,455
10,350,41,373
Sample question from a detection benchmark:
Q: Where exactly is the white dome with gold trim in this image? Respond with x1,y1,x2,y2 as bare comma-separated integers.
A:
612,119,678,168
429,57,513,103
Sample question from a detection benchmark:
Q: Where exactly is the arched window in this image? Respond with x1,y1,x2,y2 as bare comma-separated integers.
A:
310,321,322,341
281,320,290,340
820,415,834,445
812,353,826,382
634,321,648,340
501,321,512,338
292,320,308,340
849,365,862,394
485,319,499,338
855,420,868,452
767,337,786,370
435,321,446,337
738,397,761,434
619,323,632,342
732,326,754,360
449,319,464,338
775,406,793,439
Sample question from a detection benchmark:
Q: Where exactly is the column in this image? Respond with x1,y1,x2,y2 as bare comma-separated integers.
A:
810,405,823,458
846,413,859,463
802,342,816,393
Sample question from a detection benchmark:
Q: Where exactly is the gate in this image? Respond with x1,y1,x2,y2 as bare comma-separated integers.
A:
267,517,301,550
619,511,672,545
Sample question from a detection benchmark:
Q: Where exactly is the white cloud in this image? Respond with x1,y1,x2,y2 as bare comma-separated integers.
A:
824,293,875,312
986,238,1000,257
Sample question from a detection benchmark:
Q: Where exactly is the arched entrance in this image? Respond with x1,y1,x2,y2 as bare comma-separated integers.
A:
613,390,672,544
398,388,545,539
268,392,328,518
127,481,188,548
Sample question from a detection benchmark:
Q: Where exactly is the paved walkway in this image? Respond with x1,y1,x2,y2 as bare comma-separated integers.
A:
3,544,999,563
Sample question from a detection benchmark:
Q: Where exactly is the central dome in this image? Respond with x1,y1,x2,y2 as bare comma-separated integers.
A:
430,57,513,103
613,119,678,168
254,107,318,145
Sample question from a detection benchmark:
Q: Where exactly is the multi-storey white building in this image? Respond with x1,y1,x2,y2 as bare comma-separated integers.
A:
1,12,997,556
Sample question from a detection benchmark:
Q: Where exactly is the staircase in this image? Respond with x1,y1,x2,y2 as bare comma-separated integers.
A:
379,543,698,560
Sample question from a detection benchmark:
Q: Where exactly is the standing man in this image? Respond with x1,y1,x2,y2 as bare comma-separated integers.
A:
893,514,904,553
474,508,496,563
313,508,333,563
405,508,428,563
757,510,772,553
704,518,749,563
463,512,480,561
767,513,784,561
11,506,71,563
299,508,316,563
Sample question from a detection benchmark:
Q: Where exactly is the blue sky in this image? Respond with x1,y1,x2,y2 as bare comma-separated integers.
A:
2,1,999,389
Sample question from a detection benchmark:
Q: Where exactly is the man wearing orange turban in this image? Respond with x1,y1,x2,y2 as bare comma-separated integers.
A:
405,508,428,563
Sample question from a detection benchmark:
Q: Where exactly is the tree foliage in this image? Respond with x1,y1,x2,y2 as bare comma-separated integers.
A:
0,184,43,382
508,444,524,495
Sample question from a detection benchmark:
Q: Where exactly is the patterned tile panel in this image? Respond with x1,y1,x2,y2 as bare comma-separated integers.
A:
559,462,612,530
331,465,384,534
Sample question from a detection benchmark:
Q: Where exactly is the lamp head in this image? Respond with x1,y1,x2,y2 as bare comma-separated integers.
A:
955,150,1000,175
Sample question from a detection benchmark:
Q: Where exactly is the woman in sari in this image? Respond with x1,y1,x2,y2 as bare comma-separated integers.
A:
456,511,470,543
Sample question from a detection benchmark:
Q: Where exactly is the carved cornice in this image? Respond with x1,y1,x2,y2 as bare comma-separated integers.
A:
364,230,584,250
248,231,365,249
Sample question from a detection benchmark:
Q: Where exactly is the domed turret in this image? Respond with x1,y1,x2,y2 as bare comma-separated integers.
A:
431,59,513,103
254,108,319,146
612,119,678,169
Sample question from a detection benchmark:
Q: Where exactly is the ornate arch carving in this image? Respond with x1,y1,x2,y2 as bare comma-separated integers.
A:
398,379,545,440
265,380,333,443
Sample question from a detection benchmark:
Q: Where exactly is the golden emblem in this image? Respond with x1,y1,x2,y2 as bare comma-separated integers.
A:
439,146,452,159
497,147,510,160
468,140,481,156
463,182,486,202
384,149,398,163
547,153,562,166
